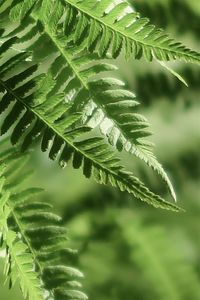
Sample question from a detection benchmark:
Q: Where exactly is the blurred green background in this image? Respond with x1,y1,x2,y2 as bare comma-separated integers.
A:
1,0,200,299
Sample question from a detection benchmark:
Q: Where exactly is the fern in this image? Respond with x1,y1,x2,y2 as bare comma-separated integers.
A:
1,0,199,205
0,170,44,300
1,1,200,299
1,0,198,203
64,0,200,63
0,141,87,300
0,1,200,298
0,12,181,210
4,0,200,64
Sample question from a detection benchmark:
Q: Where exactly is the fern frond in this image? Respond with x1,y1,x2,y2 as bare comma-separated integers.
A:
0,1,179,201
0,142,87,300
3,231,44,300
27,0,200,63
1,0,196,202
3,0,200,64
65,0,200,63
0,37,180,211
0,166,44,300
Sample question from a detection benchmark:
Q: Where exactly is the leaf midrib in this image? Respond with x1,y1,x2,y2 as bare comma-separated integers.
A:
31,13,89,90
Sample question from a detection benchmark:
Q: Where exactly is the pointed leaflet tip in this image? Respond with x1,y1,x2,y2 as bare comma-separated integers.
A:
157,60,189,87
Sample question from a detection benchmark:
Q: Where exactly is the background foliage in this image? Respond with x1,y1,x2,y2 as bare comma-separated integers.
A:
1,0,200,299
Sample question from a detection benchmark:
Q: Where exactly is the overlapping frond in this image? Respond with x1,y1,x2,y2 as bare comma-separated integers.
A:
0,141,87,300
0,0,179,201
0,0,198,207
0,1,199,298
36,1,176,199
0,34,180,210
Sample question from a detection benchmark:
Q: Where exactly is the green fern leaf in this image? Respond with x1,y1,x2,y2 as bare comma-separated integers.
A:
0,1,186,208
43,0,200,63
0,172,44,300
0,141,88,300
4,2,178,200
5,0,200,63
0,38,180,211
